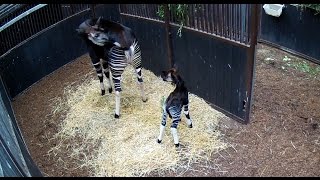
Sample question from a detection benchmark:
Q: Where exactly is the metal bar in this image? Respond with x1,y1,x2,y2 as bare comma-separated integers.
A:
164,4,174,68
236,4,240,42
0,4,47,32
190,4,195,29
233,4,236,41
205,4,209,33
218,4,222,36
200,4,204,31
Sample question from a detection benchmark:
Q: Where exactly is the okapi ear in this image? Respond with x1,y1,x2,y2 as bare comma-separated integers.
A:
172,73,182,87
96,16,102,26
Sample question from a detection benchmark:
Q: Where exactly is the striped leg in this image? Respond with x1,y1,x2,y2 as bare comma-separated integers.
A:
134,66,147,102
101,59,112,93
169,106,182,147
112,76,122,118
183,103,193,128
157,105,168,144
131,41,147,102
109,47,127,118
91,58,105,96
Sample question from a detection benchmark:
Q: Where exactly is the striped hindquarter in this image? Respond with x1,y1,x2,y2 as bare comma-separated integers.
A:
108,40,147,118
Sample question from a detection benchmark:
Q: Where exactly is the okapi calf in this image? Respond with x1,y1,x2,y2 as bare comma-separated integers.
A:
77,17,147,118
157,67,193,148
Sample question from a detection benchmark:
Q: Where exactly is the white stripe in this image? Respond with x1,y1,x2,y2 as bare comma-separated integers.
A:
93,62,100,66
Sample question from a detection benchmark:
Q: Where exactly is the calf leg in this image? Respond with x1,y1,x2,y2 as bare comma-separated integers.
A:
183,104,193,128
157,105,168,143
171,120,181,148
170,109,181,147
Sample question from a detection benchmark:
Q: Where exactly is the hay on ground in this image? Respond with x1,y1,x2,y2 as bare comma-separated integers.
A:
48,65,228,176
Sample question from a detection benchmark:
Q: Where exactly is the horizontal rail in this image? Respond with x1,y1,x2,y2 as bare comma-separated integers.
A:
0,7,90,59
120,12,164,24
0,4,24,20
0,4,47,32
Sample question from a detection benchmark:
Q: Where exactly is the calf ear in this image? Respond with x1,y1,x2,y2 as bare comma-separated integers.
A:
172,63,179,72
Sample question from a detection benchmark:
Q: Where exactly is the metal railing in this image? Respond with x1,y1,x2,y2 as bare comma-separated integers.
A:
0,4,91,56
119,4,252,45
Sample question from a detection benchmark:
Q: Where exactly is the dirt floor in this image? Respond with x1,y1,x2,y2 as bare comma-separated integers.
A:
12,43,320,177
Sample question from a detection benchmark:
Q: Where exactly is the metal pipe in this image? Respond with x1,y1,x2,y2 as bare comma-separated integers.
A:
0,4,47,32
164,4,174,68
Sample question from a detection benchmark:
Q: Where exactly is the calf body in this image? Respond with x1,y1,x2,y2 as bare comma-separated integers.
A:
157,68,193,147
77,17,147,118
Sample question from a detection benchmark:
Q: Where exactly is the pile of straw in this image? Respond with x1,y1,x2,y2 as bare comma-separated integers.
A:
48,66,228,176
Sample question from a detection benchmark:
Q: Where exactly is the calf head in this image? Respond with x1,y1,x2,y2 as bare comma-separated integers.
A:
161,67,183,87
77,17,109,46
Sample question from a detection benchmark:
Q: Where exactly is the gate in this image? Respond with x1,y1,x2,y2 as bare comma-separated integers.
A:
118,4,260,123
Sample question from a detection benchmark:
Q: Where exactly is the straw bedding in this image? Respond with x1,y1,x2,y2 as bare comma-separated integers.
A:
48,66,228,176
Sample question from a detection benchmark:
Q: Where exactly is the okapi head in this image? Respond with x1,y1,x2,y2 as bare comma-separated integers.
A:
77,17,135,49
76,17,109,46
161,66,184,87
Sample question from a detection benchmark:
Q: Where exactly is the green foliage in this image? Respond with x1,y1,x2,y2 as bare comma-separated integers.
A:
299,4,320,15
282,56,320,77
157,4,189,37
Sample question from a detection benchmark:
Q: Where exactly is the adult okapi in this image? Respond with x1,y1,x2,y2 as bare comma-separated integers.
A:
77,17,148,118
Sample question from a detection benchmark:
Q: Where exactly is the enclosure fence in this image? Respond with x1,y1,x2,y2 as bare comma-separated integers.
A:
120,4,252,46
0,4,91,56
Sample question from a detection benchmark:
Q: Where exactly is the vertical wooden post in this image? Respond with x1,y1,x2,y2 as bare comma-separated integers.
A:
245,4,261,124
164,4,174,68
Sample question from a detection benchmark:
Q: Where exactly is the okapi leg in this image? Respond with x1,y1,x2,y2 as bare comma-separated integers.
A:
101,59,112,93
92,59,105,96
134,66,147,102
170,127,180,148
112,76,122,118
183,104,193,128
157,105,168,144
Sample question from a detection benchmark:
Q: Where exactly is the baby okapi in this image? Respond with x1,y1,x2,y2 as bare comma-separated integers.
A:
157,67,193,148
77,17,147,118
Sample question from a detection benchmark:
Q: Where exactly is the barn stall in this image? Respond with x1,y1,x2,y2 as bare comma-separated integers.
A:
0,4,260,176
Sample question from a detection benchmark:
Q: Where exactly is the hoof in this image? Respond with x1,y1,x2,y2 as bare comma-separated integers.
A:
114,114,120,119
157,139,162,144
101,90,106,96
108,88,112,94
174,143,180,148
142,97,148,102
188,124,193,128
